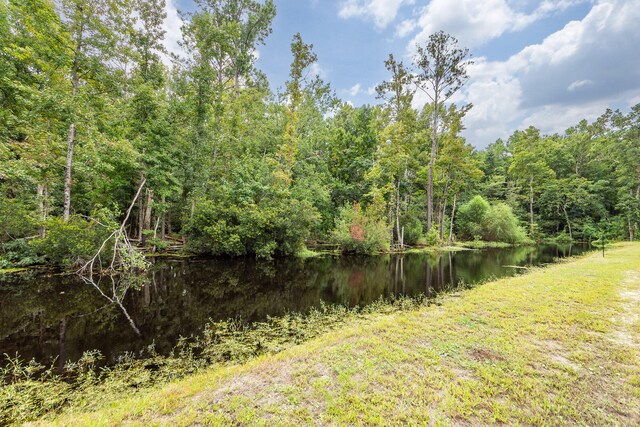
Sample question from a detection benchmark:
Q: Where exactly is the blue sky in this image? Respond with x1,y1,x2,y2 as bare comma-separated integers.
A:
168,0,640,148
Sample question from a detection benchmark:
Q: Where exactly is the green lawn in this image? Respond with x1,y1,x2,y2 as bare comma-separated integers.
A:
31,243,640,426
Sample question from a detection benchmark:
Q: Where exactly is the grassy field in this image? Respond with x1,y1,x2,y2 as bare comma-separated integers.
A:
30,243,640,426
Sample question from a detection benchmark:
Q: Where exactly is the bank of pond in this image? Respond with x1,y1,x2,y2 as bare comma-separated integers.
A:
1,244,590,368
0,243,597,424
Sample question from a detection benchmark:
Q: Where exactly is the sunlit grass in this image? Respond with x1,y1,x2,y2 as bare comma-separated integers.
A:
27,243,640,426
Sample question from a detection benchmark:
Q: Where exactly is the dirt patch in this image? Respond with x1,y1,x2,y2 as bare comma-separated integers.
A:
530,338,581,371
547,353,581,371
468,347,505,363
610,272,640,348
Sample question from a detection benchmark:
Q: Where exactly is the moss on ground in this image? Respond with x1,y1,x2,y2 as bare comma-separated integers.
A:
25,243,640,426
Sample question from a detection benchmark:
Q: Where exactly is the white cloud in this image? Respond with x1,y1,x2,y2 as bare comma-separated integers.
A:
367,85,377,95
406,0,640,148
348,83,362,96
520,100,611,135
162,0,184,63
406,0,593,51
409,0,534,50
338,0,415,29
309,62,328,79
395,19,418,37
567,79,593,91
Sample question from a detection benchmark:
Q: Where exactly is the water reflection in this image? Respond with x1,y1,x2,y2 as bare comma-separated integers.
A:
0,244,591,367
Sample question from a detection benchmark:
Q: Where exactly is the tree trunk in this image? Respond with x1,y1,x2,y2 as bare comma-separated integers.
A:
561,204,572,240
152,216,160,253
529,173,534,235
448,193,457,245
160,195,166,241
137,186,145,240
396,179,402,249
141,189,153,246
37,183,49,238
63,14,83,222
440,179,449,240
234,66,240,98
426,96,438,232
62,124,75,221
388,199,394,247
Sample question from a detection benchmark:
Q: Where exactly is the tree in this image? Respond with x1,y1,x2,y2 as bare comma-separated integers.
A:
57,0,125,220
274,33,317,186
375,54,415,123
539,177,593,240
610,105,640,241
414,31,472,232
373,54,418,248
507,127,555,236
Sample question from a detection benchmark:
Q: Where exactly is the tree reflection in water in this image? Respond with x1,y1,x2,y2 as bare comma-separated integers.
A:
0,244,592,367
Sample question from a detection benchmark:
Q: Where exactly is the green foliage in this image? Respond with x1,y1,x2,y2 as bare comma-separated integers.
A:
185,191,319,258
483,203,527,243
456,195,491,239
456,196,527,244
0,0,638,269
33,210,117,268
401,215,424,246
0,190,39,242
424,225,440,246
0,238,43,268
331,204,389,254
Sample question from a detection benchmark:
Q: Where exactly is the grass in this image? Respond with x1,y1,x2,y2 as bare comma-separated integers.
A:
402,245,471,254
27,243,640,426
0,267,29,274
455,240,523,249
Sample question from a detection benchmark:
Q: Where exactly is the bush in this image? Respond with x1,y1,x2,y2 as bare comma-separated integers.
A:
0,238,44,268
424,225,440,246
33,210,118,268
484,203,527,243
331,203,389,254
185,193,319,258
456,195,491,240
0,198,39,243
455,196,527,244
553,231,573,243
401,215,424,246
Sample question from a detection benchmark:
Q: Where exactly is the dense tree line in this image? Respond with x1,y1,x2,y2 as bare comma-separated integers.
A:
0,0,638,267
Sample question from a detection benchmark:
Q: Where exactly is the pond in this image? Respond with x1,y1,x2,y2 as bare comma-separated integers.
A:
0,244,591,368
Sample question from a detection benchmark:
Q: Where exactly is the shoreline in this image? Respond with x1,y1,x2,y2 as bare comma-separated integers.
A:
22,243,640,426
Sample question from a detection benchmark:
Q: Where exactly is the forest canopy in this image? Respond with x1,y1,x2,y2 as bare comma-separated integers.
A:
1,0,638,266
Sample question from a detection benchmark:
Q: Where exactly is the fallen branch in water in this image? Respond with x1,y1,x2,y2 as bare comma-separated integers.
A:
78,177,148,277
75,179,148,337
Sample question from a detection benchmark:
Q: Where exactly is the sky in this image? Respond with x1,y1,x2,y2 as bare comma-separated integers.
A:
167,0,640,149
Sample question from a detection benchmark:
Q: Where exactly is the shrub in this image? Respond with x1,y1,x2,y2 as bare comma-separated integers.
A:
484,203,527,243
331,203,389,254
0,194,38,242
424,225,440,246
185,193,319,258
456,195,490,240
401,214,424,246
33,209,118,268
0,238,44,267
455,196,527,244
553,231,573,243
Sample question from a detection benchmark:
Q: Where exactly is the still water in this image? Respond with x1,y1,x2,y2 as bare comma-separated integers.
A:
0,244,590,367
